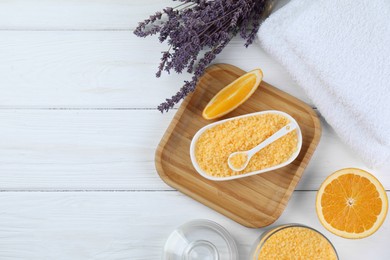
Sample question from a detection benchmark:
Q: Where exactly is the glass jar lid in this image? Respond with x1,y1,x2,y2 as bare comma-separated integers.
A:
162,219,238,260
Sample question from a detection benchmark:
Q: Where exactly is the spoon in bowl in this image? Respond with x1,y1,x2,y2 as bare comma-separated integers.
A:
228,122,298,172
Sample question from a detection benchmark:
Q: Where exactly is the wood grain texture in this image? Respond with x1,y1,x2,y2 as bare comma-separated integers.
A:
0,109,171,190
1,109,387,191
0,191,388,260
156,64,322,227
0,0,171,30
0,0,291,31
0,0,289,31
0,32,312,108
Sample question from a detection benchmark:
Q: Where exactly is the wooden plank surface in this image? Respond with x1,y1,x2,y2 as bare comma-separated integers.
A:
0,0,289,30
0,0,171,30
0,0,289,31
0,191,388,260
0,32,312,108
0,109,388,191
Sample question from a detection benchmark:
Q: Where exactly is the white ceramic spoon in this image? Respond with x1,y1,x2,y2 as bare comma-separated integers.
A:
228,122,298,172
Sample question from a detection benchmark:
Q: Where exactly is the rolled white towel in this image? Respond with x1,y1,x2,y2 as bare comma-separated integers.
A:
258,0,390,170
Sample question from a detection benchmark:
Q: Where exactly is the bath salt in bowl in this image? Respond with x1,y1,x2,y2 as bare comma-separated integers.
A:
190,110,302,181
250,224,338,260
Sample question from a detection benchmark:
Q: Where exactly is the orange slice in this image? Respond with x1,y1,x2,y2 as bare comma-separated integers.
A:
202,69,263,120
316,168,388,239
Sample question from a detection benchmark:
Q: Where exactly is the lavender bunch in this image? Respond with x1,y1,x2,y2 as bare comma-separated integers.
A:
134,0,271,112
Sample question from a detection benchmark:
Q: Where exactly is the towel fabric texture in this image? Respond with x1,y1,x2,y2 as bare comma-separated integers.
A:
258,0,390,169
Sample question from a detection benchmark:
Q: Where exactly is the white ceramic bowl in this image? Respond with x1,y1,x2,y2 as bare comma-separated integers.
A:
190,110,303,181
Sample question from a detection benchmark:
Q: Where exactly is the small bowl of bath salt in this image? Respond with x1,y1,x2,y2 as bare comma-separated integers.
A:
190,110,302,181
250,224,338,260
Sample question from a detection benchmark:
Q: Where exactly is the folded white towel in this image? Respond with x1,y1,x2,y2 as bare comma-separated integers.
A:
258,0,390,169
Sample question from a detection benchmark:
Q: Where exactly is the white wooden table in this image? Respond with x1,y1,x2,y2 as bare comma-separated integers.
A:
0,1,388,259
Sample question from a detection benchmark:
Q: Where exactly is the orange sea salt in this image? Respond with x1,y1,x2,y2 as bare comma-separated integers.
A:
229,153,248,169
254,226,338,260
194,113,298,177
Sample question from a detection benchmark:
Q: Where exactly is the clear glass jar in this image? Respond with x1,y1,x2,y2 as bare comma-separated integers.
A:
250,224,338,260
162,219,238,260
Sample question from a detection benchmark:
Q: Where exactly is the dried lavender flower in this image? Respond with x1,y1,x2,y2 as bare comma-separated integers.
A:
134,0,271,112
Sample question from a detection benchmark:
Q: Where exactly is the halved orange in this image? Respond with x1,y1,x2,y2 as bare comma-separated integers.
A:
316,168,388,239
202,69,263,120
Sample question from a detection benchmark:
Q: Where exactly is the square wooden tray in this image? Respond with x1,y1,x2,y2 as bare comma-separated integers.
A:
155,64,321,228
